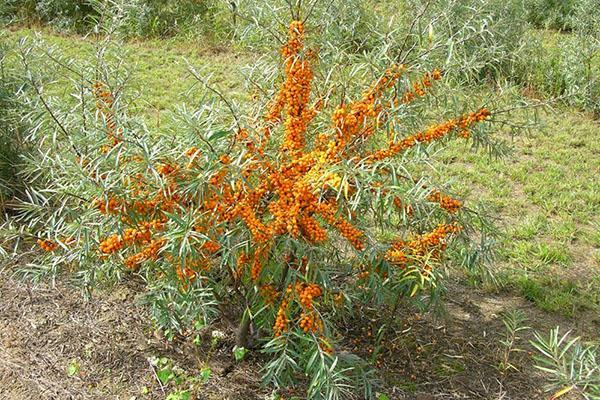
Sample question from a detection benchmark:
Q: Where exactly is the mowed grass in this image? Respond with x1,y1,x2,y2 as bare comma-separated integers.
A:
440,108,599,317
2,27,251,130
2,26,599,319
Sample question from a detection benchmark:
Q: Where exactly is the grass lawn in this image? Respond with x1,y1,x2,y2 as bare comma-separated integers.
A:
441,109,599,318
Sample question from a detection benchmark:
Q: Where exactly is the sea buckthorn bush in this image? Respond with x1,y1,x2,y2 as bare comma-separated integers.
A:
0,40,28,208
0,0,99,32
3,8,512,398
233,0,382,53
405,0,530,85
236,0,531,87
525,0,582,31
520,0,599,116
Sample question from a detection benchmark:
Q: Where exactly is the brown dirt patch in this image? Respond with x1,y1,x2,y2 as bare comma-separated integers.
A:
0,271,594,400
0,272,267,400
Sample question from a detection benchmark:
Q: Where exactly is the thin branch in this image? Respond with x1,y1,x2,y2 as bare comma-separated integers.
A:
397,0,434,63
41,48,92,84
282,0,297,20
194,127,217,154
224,0,285,44
148,360,166,395
19,52,82,158
187,63,242,152
187,65,241,131
400,1,484,66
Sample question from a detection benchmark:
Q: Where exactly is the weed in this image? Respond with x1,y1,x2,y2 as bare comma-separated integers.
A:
530,327,600,399
497,310,529,373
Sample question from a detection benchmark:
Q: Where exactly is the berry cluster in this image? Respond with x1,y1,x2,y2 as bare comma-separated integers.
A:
393,197,414,215
92,81,121,153
400,69,442,104
427,190,462,213
299,311,323,333
99,233,123,254
385,223,461,268
273,299,290,337
260,284,278,305
93,197,121,214
123,238,166,269
37,238,58,252
366,107,490,163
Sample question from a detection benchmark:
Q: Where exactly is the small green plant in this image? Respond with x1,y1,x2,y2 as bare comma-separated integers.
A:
233,345,248,362
166,390,191,400
149,355,210,396
530,327,600,399
197,366,212,384
66,359,81,377
150,356,182,386
497,310,529,373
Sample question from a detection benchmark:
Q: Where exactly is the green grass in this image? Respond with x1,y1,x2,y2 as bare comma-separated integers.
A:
440,109,600,316
513,275,600,317
2,25,599,318
1,27,250,127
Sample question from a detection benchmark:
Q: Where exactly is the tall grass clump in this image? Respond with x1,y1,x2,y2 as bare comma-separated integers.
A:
0,0,99,32
114,0,230,39
520,0,599,116
0,40,28,210
0,0,232,41
525,0,581,31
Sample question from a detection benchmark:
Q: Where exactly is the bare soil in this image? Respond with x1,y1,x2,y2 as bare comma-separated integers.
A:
0,272,268,400
0,270,596,400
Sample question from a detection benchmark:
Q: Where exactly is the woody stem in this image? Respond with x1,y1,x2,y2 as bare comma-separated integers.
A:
235,307,252,348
